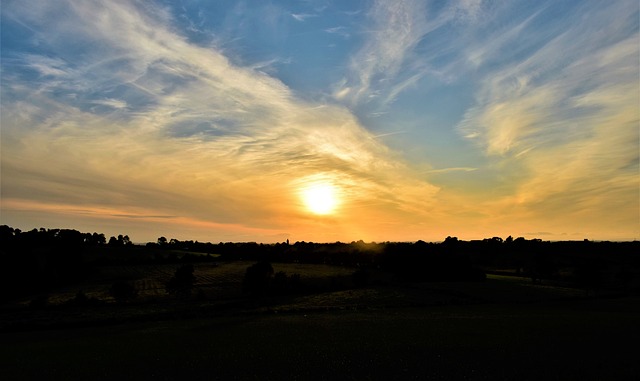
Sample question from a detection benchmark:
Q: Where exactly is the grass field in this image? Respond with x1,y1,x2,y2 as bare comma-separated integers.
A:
2,296,639,380
9,262,595,307
7,261,356,306
2,261,638,380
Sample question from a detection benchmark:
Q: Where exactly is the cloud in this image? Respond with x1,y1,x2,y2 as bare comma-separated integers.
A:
92,98,128,109
453,0,484,22
457,0,639,232
333,0,486,108
1,0,440,241
325,26,346,34
23,54,73,77
291,13,316,22
333,0,432,105
426,167,477,174
324,26,350,38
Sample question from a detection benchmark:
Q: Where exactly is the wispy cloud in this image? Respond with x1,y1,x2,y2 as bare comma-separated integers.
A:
92,98,128,109
457,0,639,232
291,13,316,22
1,0,440,241
23,55,73,77
334,0,431,105
324,26,350,38
425,167,477,174
333,0,484,108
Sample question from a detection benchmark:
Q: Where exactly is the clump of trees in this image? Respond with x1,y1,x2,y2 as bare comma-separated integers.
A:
0,225,119,302
108,234,133,247
166,264,196,298
242,262,303,296
243,262,274,296
66,290,103,307
110,281,138,303
380,239,486,282
273,271,302,294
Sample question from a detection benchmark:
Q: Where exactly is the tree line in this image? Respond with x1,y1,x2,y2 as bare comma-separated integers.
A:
1,225,639,302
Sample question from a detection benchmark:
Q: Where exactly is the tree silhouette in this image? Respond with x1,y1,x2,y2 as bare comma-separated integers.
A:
166,264,196,298
243,262,274,296
110,281,138,303
574,259,604,296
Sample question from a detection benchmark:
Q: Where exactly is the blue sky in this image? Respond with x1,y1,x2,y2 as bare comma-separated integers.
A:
1,0,638,242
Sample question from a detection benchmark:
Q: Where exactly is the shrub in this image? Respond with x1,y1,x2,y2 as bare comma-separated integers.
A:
110,281,138,303
29,294,49,309
243,262,274,296
66,290,103,307
352,268,370,288
166,264,196,298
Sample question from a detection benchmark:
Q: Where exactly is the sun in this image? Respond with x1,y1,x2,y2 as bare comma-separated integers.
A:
301,182,339,215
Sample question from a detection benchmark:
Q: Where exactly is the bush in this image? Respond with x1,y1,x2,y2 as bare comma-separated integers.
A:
166,264,196,298
352,268,370,288
65,290,103,307
243,262,274,296
29,294,49,309
271,271,303,294
110,281,138,303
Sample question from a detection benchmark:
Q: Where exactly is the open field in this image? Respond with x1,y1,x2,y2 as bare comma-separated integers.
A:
2,296,639,380
0,262,629,330
6,260,601,308
2,257,639,380
8,261,356,306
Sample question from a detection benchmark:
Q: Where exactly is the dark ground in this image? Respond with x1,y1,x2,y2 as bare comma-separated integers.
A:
3,296,639,380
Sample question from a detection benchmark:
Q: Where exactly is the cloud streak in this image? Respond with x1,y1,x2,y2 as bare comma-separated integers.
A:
334,0,431,105
457,0,639,235
333,0,485,108
1,0,440,242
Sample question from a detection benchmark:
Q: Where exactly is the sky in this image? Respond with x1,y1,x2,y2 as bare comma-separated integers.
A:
1,0,638,243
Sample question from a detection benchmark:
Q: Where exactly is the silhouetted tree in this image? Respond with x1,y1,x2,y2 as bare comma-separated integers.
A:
574,259,604,296
90,232,106,245
243,262,274,296
443,236,459,245
110,281,138,303
529,251,557,284
66,290,102,307
352,268,370,288
166,264,196,298
29,294,49,309
270,271,303,294
272,271,289,294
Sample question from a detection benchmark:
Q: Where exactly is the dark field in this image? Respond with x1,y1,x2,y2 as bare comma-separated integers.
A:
3,299,639,380
2,267,639,380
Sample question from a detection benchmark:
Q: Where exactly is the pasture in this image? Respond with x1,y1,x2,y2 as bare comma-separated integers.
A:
2,258,639,380
2,296,639,380
17,261,356,305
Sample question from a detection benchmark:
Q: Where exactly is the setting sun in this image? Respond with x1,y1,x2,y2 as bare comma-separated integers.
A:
301,182,339,215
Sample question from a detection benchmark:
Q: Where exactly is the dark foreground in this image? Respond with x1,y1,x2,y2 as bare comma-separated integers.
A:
3,296,639,380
